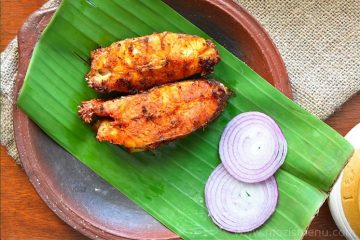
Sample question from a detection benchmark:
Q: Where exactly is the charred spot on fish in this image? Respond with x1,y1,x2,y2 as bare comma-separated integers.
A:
91,83,108,93
142,106,148,114
128,44,133,53
128,88,139,94
182,61,190,75
131,116,141,122
212,88,226,99
166,70,175,79
99,104,104,113
161,42,166,50
193,120,201,128
116,78,131,88
159,32,168,50
170,121,181,129
205,39,215,47
145,114,156,122
145,69,153,80
111,120,127,128
93,87,107,93
90,48,103,59
140,79,148,87
199,58,216,75
105,58,117,68
205,79,219,86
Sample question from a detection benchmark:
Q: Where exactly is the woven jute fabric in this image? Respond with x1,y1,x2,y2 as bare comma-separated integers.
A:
1,0,61,163
236,0,360,117
1,0,359,164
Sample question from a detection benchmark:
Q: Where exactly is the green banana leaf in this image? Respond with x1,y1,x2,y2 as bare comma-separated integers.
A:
17,0,353,239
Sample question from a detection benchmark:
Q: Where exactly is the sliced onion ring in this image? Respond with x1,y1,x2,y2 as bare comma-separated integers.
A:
219,112,287,183
205,164,278,233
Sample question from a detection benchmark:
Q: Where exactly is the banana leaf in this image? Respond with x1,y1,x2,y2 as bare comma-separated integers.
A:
17,0,353,239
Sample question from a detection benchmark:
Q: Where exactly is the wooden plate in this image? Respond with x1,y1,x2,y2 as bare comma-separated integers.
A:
13,1,292,239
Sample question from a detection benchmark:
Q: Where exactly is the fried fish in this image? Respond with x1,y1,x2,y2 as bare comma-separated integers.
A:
78,80,230,151
86,32,220,93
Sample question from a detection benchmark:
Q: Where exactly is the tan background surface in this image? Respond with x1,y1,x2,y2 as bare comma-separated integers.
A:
237,0,360,120
1,1,360,239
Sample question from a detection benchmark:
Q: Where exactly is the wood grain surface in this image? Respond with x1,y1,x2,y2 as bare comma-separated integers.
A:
1,1,359,239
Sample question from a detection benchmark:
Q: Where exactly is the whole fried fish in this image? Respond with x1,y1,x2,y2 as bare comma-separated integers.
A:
79,80,230,151
86,32,220,93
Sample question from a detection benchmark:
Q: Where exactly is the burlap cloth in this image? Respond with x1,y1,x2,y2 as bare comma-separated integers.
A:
1,0,359,164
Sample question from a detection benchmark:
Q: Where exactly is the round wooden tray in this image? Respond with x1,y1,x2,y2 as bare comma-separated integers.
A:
13,1,292,239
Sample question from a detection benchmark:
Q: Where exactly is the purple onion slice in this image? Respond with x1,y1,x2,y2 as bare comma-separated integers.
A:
219,112,287,183
205,164,278,233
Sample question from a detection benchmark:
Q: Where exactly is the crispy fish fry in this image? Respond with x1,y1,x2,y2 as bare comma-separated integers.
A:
79,80,230,151
86,32,220,93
